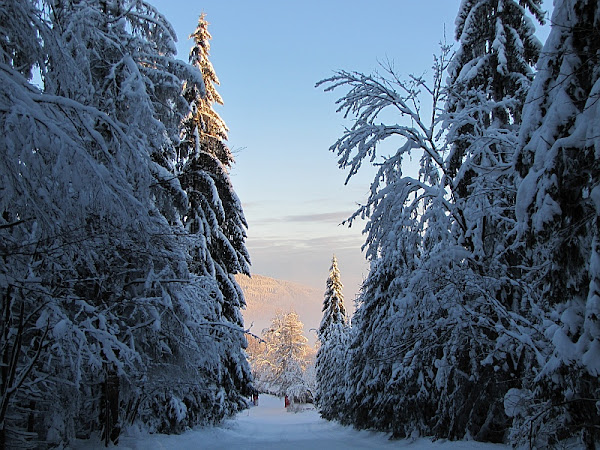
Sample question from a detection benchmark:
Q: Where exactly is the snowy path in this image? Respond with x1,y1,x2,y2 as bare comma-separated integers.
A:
74,395,508,449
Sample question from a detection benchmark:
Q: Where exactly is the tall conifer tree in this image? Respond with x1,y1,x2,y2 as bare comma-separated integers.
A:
315,256,349,419
0,1,251,445
177,12,253,422
432,0,546,441
180,13,232,167
511,0,600,446
318,255,346,339
318,47,459,438
318,0,546,441
446,0,543,256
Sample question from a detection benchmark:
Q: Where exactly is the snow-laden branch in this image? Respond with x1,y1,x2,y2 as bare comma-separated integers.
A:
317,56,451,185
317,46,475,262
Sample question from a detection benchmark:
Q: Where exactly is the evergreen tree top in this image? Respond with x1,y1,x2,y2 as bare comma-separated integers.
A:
189,13,224,107
450,0,544,96
445,0,545,191
455,0,545,41
181,12,233,167
319,255,347,340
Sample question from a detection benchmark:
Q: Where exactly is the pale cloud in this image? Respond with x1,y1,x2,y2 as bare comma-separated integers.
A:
247,233,363,252
241,205,369,304
246,232,369,305
279,211,352,223
244,210,358,226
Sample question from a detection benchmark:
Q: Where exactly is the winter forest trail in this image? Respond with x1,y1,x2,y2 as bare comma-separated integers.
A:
75,395,509,449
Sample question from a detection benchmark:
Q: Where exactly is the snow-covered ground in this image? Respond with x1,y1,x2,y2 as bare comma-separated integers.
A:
73,395,509,449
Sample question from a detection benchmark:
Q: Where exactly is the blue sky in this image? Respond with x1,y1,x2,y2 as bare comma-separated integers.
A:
151,0,552,303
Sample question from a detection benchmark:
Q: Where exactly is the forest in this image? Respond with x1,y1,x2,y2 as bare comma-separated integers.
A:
1,1,251,447
1,0,599,449
315,0,600,448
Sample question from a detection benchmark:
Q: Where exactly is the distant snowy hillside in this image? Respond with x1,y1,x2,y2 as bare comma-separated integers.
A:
236,274,322,343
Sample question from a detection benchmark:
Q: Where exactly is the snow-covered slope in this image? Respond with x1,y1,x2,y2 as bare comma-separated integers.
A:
236,274,323,343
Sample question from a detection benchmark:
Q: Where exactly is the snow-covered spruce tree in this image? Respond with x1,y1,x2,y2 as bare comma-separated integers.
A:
510,0,600,447
447,0,544,180
317,255,347,338
433,0,546,440
318,10,544,437
176,12,253,424
1,0,186,444
315,255,349,420
318,49,475,438
45,0,239,440
179,13,232,167
0,0,250,446
446,0,543,253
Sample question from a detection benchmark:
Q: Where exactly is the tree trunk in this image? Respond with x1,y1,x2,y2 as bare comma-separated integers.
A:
101,367,120,446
